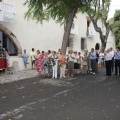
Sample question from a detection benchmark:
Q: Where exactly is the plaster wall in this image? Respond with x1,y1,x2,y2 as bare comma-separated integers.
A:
3,0,115,70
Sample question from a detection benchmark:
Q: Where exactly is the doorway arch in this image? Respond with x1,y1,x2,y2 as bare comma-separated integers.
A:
0,23,22,55
95,43,100,51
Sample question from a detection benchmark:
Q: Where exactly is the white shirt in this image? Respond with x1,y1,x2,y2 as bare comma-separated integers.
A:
99,53,104,58
6,53,10,59
52,55,58,65
30,51,36,60
105,52,112,61
74,55,79,63
110,51,114,58
68,53,75,62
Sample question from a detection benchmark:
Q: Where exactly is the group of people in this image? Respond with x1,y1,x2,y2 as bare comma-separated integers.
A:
104,47,120,76
23,48,72,78
21,47,120,78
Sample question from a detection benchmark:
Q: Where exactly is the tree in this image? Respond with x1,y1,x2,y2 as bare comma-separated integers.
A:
87,0,111,52
109,10,120,48
24,0,92,53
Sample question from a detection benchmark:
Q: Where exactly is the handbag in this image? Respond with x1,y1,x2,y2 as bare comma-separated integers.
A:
77,59,81,64
82,61,87,65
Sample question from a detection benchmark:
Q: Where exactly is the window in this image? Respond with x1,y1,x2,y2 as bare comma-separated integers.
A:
95,43,100,50
86,16,91,28
81,38,87,50
87,20,90,28
0,31,17,55
68,37,73,48
86,16,91,36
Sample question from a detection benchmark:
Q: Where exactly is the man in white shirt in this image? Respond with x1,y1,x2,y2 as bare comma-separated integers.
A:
68,50,75,76
104,48,113,76
30,48,36,69
89,48,97,74
110,47,115,72
114,48,120,76
74,51,79,74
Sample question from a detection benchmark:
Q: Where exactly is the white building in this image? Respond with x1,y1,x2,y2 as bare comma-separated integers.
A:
0,0,115,70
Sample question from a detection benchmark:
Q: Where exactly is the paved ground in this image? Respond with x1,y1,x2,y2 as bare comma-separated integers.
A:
0,69,37,84
0,68,120,120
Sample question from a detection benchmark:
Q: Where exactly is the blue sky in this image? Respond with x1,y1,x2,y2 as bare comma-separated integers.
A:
108,0,120,19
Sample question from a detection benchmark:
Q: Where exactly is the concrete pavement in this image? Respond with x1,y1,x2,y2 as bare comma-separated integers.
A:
0,69,37,84
0,68,120,120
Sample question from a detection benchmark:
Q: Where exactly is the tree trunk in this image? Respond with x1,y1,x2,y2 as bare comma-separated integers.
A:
100,41,106,52
89,16,111,52
100,27,111,52
61,7,78,54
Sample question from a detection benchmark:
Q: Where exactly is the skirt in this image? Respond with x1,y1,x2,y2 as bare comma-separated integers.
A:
99,58,104,63
74,63,79,69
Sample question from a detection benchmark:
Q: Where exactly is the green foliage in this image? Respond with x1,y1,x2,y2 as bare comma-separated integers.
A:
24,0,92,24
110,10,120,46
89,0,111,20
114,10,120,21
109,18,114,26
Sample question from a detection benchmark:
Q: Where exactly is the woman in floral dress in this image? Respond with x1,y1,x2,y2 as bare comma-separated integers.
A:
35,50,43,76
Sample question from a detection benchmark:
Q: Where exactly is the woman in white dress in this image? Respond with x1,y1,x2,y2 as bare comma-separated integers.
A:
98,52,105,67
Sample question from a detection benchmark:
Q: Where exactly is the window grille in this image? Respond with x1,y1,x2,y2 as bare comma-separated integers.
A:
68,37,73,48
0,31,17,55
81,38,87,50
7,37,17,55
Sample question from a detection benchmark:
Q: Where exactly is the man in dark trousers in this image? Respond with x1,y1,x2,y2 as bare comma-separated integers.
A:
104,49,113,76
90,48,97,74
110,47,115,72
114,48,120,76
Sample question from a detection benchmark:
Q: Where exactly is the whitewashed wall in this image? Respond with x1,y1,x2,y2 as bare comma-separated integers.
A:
3,0,64,70
3,0,115,70
72,13,115,53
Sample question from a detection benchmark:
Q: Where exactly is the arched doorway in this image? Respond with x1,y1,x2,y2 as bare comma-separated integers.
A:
95,43,100,51
0,23,22,55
